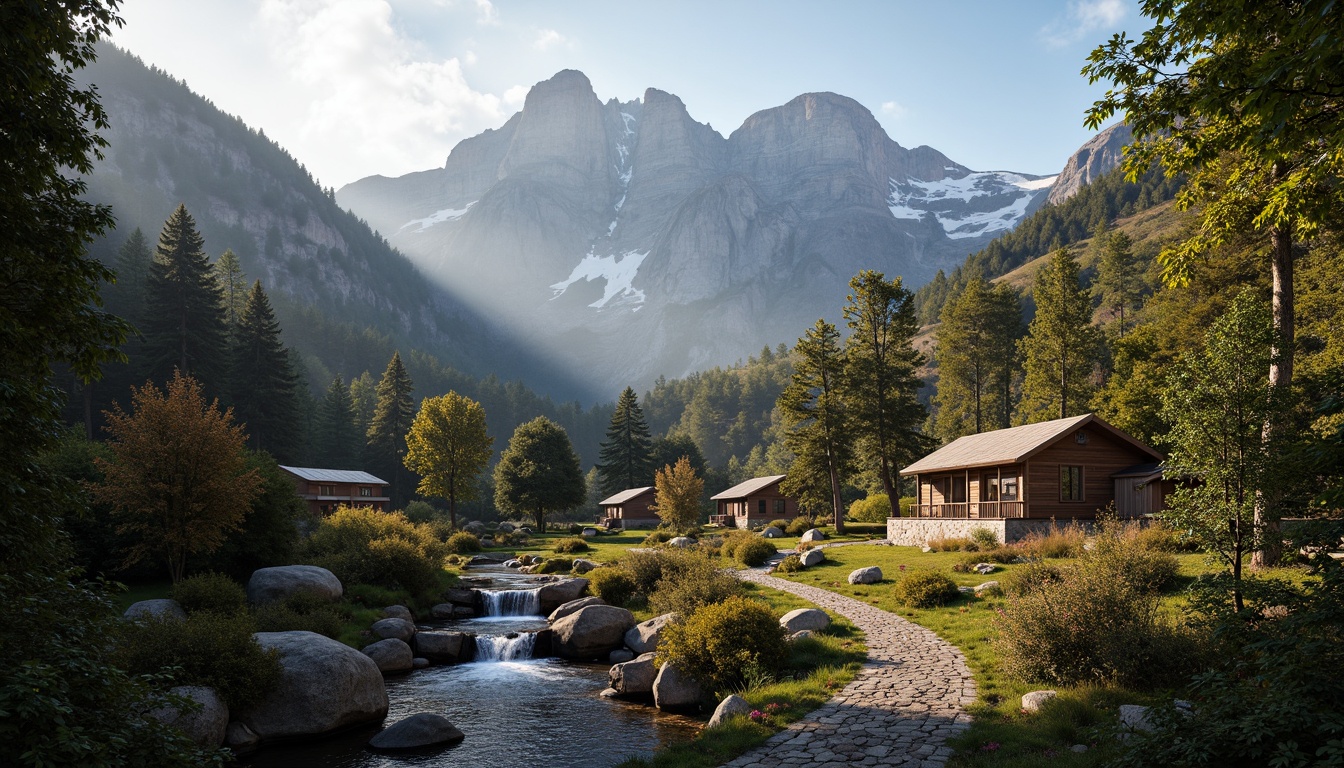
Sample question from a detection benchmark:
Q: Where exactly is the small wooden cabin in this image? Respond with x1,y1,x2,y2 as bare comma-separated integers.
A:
598,486,659,529
710,475,799,529
279,466,390,516
899,414,1165,520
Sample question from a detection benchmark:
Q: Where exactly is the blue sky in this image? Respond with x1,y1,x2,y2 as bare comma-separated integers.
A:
110,0,1139,188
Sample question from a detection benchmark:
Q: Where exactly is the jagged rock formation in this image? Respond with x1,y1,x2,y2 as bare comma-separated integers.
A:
338,71,1056,395
1046,122,1132,206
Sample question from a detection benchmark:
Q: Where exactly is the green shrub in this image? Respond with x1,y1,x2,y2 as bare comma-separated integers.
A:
642,529,673,547
552,537,590,554
774,554,804,573
444,531,481,554
589,568,637,607
170,572,245,615
492,530,530,547
1002,560,1064,596
899,495,916,516
619,549,671,596
848,494,890,523
657,596,788,695
893,570,961,608
969,527,1000,551
1016,522,1087,559
402,500,439,524
116,612,281,711
717,529,755,559
649,553,742,616
768,519,789,530
734,537,779,567
252,591,347,639
785,517,812,536
535,557,574,574
302,506,448,597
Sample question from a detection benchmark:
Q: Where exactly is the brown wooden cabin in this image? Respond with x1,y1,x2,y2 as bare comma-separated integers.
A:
899,414,1166,520
710,475,800,529
598,486,658,529
279,466,391,516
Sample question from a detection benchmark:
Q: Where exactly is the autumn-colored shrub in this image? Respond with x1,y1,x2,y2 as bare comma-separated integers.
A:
552,537,590,554
774,554,804,573
303,506,448,597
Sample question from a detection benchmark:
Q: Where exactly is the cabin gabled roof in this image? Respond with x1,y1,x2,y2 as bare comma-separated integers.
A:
599,486,655,506
279,466,389,485
899,414,1162,475
711,474,787,501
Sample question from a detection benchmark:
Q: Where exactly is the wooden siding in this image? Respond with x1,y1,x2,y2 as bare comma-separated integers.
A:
601,492,659,527
1025,426,1154,518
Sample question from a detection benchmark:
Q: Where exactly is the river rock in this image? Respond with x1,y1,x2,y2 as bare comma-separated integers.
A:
789,630,815,641
799,528,826,543
552,605,636,660
224,721,259,752
707,694,752,728
799,548,825,567
453,605,476,618
653,662,703,712
581,527,599,537
624,613,675,655
497,522,516,533
536,577,590,613
779,608,830,633
412,657,430,669
463,521,487,536
666,536,695,548
548,596,606,622
246,566,342,606
382,605,414,622
1119,704,1155,732
609,649,635,663
123,599,186,622
362,638,414,674
238,631,388,742
1021,690,1058,713
369,713,465,752
414,631,466,662
571,558,599,574
443,587,476,606
151,685,228,747
759,526,782,539
609,652,658,695
503,559,522,568
371,617,415,642
430,603,455,619
848,566,883,584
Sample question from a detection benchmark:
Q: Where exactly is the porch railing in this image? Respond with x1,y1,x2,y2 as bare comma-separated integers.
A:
914,502,1026,519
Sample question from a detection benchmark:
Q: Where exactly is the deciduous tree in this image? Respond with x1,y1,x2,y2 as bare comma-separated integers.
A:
779,319,852,531
493,417,585,533
1017,249,1103,423
653,456,703,533
95,371,261,583
404,392,493,529
596,387,654,497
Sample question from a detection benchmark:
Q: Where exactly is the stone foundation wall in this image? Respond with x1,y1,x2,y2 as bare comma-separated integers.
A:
885,518,1098,547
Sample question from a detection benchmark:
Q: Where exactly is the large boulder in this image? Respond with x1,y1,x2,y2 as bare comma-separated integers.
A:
799,528,826,544
370,617,415,643
497,521,516,533
463,521,487,536
666,536,695,548
552,605,636,660
1119,704,1155,733
224,722,259,752
624,613,676,655
368,713,465,752
570,558,599,574
548,596,606,623
237,631,388,742
1021,690,1058,713
799,548,825,567
442,587,475,606
653,663,702,712
150,686,228,747
609,652,658,696
123,599,186,622
536,577,589,613
361,638,414,674
779,608,830,633
381,605,414,622
414,631,467,663
848,566,883,585
759,526,783,539
246,566,342,606
707,694,753,728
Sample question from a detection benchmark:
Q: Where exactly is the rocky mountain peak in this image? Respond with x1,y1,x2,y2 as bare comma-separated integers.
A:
499,69,610,188
1046,122,1132,205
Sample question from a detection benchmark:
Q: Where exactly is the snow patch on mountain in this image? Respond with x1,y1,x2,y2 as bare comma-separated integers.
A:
550,250,649,309
888,172,1056,240
398,202,476,233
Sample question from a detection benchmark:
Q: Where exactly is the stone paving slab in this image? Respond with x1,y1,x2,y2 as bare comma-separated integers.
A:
720,570,976,768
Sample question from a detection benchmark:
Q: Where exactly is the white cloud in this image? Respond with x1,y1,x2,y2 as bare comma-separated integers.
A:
256,0,511,184
1039,0,1127,48
533,28,564,50
881,100,908,120
473,0,498,26
503,84,529,106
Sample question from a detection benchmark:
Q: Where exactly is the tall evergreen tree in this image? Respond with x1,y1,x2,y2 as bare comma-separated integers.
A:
108,227,151,325
779,319,853,531
366,351,415,507
140,204,229,396
215,248,248,331
313,375,360,469
230,280,300,461
841,270,927,518
933,277,1022,441
349,370,378,437
1092,230,1141,335
1017,249,1103,423
596,386,654,497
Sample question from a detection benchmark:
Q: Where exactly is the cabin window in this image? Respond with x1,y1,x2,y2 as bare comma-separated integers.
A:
1060,466,1084,501
774,499,786,515
758,499,767,516
1001,477,1018,501
359,487,373,497
983,476,998,501
950,476,967,503
319,484,336,496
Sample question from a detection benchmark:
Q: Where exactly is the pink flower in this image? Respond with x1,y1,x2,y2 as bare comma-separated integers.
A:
899,564,906,571
765,702,782,713
749,710,765,721
980,742,1001,752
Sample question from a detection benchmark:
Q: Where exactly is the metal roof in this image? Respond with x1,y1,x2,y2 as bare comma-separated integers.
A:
279,466,389,485
599,486,655,506
1111,462,1164,479
711,474,787,500
900,414,1161,475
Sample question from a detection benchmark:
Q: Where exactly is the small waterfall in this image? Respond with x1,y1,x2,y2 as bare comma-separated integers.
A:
479,589,541,617
474,632,537,662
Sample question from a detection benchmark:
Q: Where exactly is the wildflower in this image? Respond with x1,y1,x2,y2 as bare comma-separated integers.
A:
899,564,906,571
765,702,782,713
749,710,765,722
980,741,1001,752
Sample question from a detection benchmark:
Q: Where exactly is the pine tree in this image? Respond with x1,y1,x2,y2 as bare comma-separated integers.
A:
841,270,927,518
230,280,300,461
141,204,229,396
1092,230,1141,336
933,277,1022,441
779,319,853,531
596,386,654,497
313,375,360,469
215,249,248,331
108,227,151,325
1017,249,1103,423
348,370,378,438
366,351,415,506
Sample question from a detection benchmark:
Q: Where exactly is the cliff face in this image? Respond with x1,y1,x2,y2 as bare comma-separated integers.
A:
337,70,1057,396
1046,122,1132,206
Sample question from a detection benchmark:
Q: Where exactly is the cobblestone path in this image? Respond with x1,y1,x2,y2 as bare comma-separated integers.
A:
722,571,977,768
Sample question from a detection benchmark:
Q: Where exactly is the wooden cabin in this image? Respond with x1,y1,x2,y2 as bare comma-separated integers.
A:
710,475,799,529
899,414,1165,521
279,466,390,516
598,486,659,529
